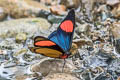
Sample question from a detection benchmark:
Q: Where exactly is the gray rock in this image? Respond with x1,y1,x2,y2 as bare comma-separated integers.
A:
30,58,76,76
0,0,50,19
0,18,51,38
0,7,7,21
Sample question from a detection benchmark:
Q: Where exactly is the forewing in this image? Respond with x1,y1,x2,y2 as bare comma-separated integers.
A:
48,9,75,51
34,36,56,47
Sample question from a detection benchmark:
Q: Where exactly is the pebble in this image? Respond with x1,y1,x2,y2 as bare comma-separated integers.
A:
70,43,78,56
60,0,80,9
112,3,120,18
0,50,3,54
50,5,67,15
106,0,120,6
47,15,63,23
76,23,91,34
15,75,29,80
111,22,120,39
13,48,27,57
40,0,52,5
44,73,79,80
15,33,27,43
0,7,7,21
114,39,120,54
73,38,92,47
0,0,49,19
117,77,120,80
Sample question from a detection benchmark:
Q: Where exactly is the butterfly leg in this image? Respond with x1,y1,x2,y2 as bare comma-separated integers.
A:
54,58,57,66
62,59,66,72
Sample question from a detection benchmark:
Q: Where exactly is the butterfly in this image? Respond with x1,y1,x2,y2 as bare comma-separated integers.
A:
29,9,75,59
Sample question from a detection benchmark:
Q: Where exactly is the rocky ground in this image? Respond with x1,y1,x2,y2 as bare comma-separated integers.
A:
0,0,120,80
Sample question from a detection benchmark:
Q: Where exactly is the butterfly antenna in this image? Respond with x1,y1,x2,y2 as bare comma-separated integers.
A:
62,59,66,72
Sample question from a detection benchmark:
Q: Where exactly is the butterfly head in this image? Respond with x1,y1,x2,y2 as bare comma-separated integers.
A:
60,51,71,59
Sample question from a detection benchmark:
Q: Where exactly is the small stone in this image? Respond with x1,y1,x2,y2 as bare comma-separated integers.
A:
111,22,120,39
97,5,108,12
50,5,67,15
44,73,79,80
73,39,92,47
15,33,27,43
15,75,28,80
0,7,7,21
114,39,120,54
106,0,120,6
47,15,63,23
0,50,7,55
112,3,120,18
40,0,52,5
101,11,108,21
60,0,80,9
0,50,3,54
101,42,113,53
117,76,120,80
13,48,27,57
70,43,78,56
0,0,49,19
76,23,91,34
81,0,96,18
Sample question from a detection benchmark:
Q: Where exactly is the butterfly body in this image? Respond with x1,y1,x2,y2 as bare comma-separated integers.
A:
29,9,75,59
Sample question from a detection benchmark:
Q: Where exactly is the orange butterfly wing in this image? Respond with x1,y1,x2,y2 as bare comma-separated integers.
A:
29,36,68,59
